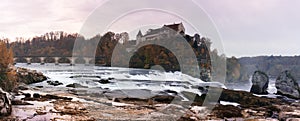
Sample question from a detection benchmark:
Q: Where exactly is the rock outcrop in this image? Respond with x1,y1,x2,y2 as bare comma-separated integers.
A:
0,88,12,116
250,71,269,94
275,70,300,99
47,80,63,86
16,67,47,84
66,83,88,88
95,79,110,84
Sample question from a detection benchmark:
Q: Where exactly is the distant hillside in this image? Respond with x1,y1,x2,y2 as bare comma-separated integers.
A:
238,56,300,81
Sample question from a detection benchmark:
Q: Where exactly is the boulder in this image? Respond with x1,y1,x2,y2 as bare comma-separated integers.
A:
53,100,87,115
275,70,300,99
33,93,41,98
219,87,282,107
47,80,63,86
181,91,205,105
211,104,243,118
250,71,269,94
95,79,110,84
0,88,12,116
16,67,47,84
66,83,88,88
24,93,31,98
22,93,72,101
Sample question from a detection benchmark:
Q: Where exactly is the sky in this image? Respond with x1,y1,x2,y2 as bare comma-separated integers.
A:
0,0,300,57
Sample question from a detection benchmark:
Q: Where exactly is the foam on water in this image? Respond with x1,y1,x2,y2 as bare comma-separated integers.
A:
15,63,226,100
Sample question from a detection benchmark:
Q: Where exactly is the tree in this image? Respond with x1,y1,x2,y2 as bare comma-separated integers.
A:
0,40,15,91
0,41,13,72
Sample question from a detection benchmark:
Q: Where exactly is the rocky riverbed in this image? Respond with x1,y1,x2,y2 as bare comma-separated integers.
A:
1,64,300,120
1,84,300,121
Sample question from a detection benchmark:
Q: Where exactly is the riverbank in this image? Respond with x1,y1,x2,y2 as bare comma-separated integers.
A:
3,83,300,120
1,64,300,120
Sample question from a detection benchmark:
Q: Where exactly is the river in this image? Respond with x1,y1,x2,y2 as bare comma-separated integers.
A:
11,63,279,120
15,63,277,94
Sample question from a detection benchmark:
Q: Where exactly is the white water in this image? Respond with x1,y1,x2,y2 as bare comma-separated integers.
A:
15,63,281,98
15,63,227,99
225,77,277,94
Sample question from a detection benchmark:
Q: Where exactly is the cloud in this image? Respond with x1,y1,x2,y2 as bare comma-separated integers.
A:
0,0,103,40
195,0,300,57
1,0,299,57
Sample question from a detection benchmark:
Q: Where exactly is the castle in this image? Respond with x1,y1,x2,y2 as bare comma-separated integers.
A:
136,23,185,45
131,22,212,81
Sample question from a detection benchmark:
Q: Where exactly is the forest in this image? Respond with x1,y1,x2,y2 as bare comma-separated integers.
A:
7,31,297,83
6,31,217,81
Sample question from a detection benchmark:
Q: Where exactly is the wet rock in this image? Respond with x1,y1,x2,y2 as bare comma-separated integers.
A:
33,93,41,98
22,93,72,101
0,88,12,116
277,103,300,121
152,94,178,104
279,110,300,120
66,83,88,88
211,104,243,118
17,85,29,90
164,90,178,95
114,98,149,105
44,94,72,100
286,118,300,121
68,89,89,96
16,67,47,84
35,110,47,115
104,89,154,100
250,71,269,94
70,75,101,79
191,86,208,93
181,91,205,105
47,80,63,86
95,79,110,84
108,77,115,80
218,88,283,107
52,100,87,115
159,104,188,119
275,70,300,99
24,93,31,98
35,86,43,88
11,100,33,105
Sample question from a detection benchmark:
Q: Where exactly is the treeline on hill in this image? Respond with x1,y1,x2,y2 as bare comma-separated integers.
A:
0,41,17,91
239,56,300,81
12,31,78,57
8,31,229,82
225,55,300,83
10,31,125,63
8,31,300,83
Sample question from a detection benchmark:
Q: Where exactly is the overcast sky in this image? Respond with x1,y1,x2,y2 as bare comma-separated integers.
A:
0,0,299,57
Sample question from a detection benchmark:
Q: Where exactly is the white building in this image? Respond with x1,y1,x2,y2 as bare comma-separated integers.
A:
136,23,185,45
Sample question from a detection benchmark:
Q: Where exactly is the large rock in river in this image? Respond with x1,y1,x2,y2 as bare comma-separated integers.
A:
16,67,47,84
250,71,269,94
275,70,300,99
0,88,12,116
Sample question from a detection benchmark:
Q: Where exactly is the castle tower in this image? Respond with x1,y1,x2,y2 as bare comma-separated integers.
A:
136,30,143,45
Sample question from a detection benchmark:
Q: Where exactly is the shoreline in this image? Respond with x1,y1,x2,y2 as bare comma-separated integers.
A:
1,65,300,120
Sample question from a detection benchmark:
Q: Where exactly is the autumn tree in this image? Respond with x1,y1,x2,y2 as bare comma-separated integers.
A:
0,41,13,72
0,40,16,91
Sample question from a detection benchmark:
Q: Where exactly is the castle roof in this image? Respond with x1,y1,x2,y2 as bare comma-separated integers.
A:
137,30,143,37
138,23,184,37
144,28,161,36
163,23,182,32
